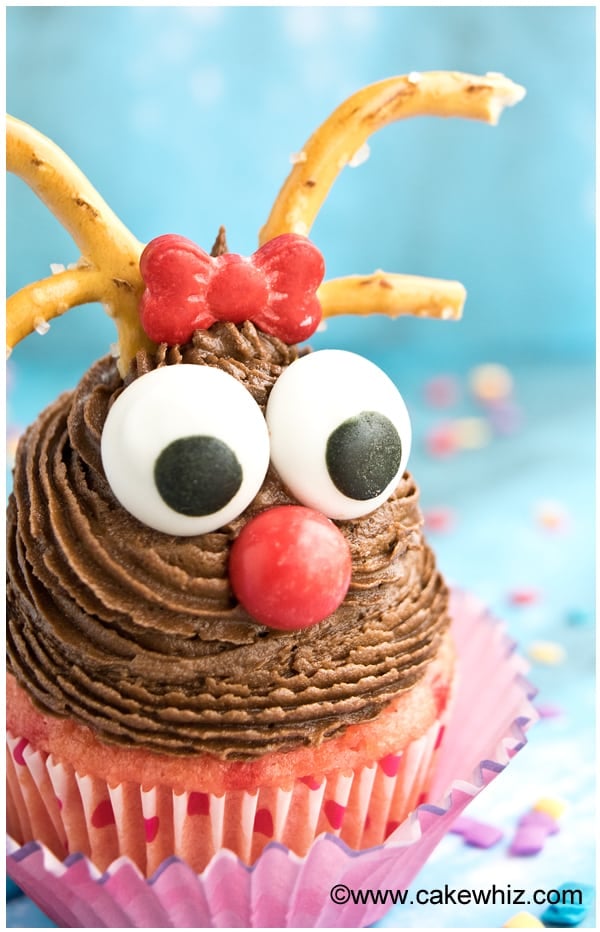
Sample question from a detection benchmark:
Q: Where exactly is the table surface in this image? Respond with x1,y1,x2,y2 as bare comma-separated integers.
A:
6,353,595,929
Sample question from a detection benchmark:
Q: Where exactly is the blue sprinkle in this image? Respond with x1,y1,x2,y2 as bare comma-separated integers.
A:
565,608,592,627
541,882,595,926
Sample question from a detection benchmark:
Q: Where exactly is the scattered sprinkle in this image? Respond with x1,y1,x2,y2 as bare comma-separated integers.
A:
527,641,567,666
424,374,460,408
565,607,592,627
348,142,370,168
425,422,459,458
109,342,121,359
534,499,571,533
49,262,66,275
533,797,567,820
452,416,492,449
486,398,524,435
507,588,540,607
503,912,544,928
289,150,307,165
423,506,457,534
469,362,514,404
450,815,504,848
34,318,51,335
425,417,492,457
541,881,595,927
407,71,422,84
509,806,560,856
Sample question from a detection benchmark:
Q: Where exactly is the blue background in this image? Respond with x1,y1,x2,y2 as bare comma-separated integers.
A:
6,6,595,929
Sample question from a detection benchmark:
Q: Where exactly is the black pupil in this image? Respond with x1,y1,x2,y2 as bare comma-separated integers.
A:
326,411,402,501
154,436,242,517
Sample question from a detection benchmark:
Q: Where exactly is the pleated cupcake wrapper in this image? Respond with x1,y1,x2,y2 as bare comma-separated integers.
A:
6,590,538,928
6,711,444,876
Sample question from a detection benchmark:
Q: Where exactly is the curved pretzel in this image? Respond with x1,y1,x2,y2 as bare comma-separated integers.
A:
262,70,524,325
6,71,524,374
6,115,153,376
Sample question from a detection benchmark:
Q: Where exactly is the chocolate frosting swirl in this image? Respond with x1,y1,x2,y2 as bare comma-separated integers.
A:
7,322,449,760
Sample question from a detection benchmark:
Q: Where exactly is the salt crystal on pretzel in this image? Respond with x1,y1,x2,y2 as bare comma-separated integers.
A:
261,70,524,325
6,115,151,376
6,71,524,374
319,272,466,324
260,71,525,242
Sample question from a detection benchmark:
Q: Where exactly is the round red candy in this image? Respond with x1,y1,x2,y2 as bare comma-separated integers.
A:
229,505,352,631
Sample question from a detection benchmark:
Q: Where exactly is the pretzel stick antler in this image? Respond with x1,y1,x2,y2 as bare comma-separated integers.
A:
260,70,525,324
6,115,154,376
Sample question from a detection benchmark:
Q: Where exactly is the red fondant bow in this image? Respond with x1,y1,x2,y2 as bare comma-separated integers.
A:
139,233,325,346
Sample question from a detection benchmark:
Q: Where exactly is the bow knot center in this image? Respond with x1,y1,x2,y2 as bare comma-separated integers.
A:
208,256,269,323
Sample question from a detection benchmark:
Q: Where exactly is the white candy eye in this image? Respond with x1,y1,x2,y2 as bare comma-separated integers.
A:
101,365,270,535
266,350,411,520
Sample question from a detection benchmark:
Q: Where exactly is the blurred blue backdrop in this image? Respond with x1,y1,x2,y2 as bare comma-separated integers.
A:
5,7,596,930
6,5,595,374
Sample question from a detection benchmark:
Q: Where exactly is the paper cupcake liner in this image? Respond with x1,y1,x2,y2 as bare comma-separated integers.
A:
7,705,446,876
6,590,538,928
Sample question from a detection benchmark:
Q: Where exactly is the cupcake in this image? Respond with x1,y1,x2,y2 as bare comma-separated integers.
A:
6,71,528,926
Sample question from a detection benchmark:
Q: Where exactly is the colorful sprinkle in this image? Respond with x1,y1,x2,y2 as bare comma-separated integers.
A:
533,797,567,820
509,802,562,856
510,823,553,856
566,607,592,627
534,499,571,533
423,374,460,408
503,912,544,928
424,506,457,533
425,422,459,458
452,416,492,450
508,588,541,607
469,362,514,403
486,398,524,435
541,882,595,927
450,815,504,849
527,641,567,666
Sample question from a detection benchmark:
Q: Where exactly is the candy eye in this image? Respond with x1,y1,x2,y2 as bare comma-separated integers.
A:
266,350,411,520
101,365,270,535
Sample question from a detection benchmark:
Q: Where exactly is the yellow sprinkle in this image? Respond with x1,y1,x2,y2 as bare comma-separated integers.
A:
469,362,514,402
452,416,492,449
533,797,566,820
527,641,567,665
503,911,544,928
534,499,570,530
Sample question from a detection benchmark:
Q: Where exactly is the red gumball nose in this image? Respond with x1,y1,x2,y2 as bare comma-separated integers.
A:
229,505,352,631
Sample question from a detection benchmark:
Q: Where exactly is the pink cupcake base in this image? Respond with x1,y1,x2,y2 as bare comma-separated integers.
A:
6,590,537,928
